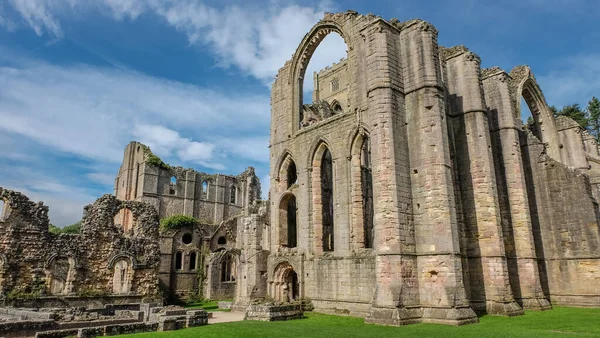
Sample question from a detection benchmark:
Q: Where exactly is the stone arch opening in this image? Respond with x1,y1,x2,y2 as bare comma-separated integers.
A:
311,142,335,252
277,152,298,192
114,206,135,234
272,262,299,302
512,66,561,161
291,21,349,130
46,256,75,295
350,130,374,249
218,236,227,245
278,193,297,248
112,258,132,294
202,181,208,199
221,253,236,282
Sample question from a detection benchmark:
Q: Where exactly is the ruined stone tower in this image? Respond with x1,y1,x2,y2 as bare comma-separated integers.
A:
233,11,600,326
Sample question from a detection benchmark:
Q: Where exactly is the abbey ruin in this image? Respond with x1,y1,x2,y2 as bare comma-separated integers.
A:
0,10,599,334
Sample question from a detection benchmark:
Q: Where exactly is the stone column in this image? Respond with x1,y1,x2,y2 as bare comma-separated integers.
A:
482,67,549,311
363,19,421,326
400,21,477,325
446,52,522,316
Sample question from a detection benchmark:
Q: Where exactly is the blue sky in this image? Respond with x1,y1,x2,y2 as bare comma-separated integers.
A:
0,0,599,226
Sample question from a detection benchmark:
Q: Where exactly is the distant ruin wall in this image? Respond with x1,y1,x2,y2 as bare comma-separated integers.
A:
0,189,161,302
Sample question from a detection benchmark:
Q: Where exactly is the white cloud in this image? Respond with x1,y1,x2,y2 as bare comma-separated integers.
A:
0,59,269,166
86,172,116,186
537,54,600,108
2,0,346,83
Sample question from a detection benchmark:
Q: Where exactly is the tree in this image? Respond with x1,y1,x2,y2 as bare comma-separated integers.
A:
555,103,588,128
587,97,600,141
549,105,559,117
49,221,82,234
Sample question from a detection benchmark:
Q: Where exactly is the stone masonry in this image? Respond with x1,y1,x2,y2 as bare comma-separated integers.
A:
0,189,160,301
232,11,600,326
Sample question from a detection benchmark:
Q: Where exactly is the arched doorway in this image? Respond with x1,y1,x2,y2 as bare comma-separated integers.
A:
272,262,300,302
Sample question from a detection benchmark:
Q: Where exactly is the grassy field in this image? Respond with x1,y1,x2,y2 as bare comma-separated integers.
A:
118,306,600,338
183,299,231,312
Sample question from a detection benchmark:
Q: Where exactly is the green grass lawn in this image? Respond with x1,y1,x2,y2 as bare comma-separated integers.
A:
183,299,231,312
118,306,600,338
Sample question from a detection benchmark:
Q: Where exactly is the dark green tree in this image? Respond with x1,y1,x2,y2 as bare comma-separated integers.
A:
587,97,600,141
555,103,588,129
48,221,82,234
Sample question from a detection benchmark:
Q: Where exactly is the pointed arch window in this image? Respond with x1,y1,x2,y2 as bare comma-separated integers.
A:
221,254,236,282
321,148,334,251
361,137,374,248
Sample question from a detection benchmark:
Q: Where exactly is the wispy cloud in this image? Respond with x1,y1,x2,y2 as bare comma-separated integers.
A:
1,0,346,83
537,54,600,108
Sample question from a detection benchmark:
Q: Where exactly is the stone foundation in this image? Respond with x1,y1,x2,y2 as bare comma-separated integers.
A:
244,304,304,321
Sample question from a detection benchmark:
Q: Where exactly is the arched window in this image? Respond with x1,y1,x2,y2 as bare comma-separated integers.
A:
330,78,339,92
279,194,297,248
331,100,342,114
202,181,208,199
217,236,227,245
221,254,236,282
175,252,183,270
189,252,197,270
361,137,374,248
112,259,131,294
170,176,177,195
321,148,334,251
230,185,236,204
287,161,298,189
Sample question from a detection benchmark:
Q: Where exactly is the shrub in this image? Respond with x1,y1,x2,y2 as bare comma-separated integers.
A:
160,215,198,232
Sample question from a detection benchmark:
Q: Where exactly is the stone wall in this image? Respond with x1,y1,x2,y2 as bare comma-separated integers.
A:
248,9,600,327
521,132,600,307
0,189,160,301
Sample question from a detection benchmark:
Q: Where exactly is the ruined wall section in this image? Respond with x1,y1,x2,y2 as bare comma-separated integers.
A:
0,189,160,298
555,116,588,170
444,47,521,315
115,142,260,226
521,132,600,307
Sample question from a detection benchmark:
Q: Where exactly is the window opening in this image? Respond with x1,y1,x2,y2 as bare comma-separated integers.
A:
182,233,193,245
175,252,183,270
321,148,334,251
287,161,297,188
361,137,374,248
189,252,197,270
221,254,236,282
230,185,236,204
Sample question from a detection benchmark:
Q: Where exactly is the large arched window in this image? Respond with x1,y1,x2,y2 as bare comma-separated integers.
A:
221,254,236,282
361,137,374,248
287,161,297,189
321,148,334,251
279,194,297,248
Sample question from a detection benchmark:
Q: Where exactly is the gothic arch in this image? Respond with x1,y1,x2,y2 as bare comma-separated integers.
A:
510,66,561,161
107,253,138,270
271,261,300,302
349,128,374,249
277,191,298,248
289,18,351,131
310,141,335,253
276,151,298,191
45,255,76,295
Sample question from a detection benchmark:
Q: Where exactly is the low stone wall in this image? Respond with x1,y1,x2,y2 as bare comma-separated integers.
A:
0,320,58,338
5,295,158,309
218,301,232,310
0,307,56,320
36,328,79,338
244,304,304,321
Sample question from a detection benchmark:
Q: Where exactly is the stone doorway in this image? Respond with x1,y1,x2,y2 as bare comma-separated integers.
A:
272,262,300,302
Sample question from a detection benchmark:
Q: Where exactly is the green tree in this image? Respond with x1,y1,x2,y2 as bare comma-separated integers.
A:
48,221,82,234
549,105,559,117
555,103,588,129
587,97,600,141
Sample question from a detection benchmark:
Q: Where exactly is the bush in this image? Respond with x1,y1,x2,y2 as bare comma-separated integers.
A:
160,215,198,232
